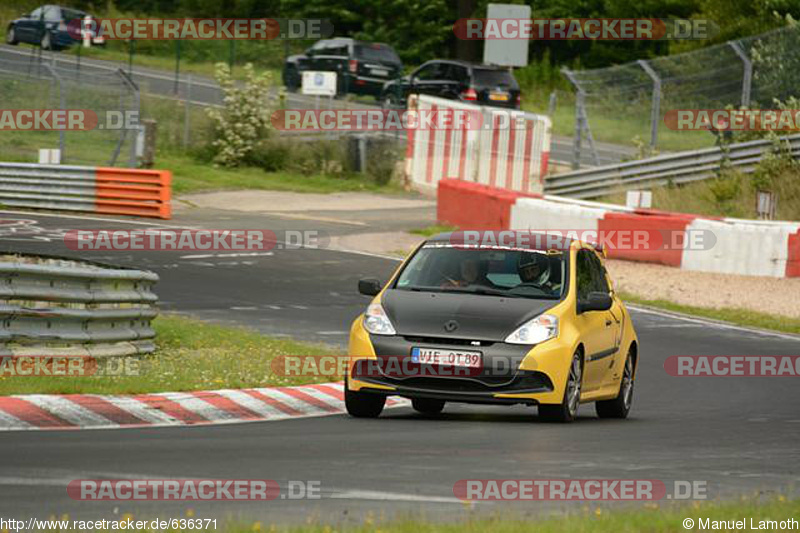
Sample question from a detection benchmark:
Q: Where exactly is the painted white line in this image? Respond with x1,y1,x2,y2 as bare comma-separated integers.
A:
628,304,800,341
329,489,465,504
19,395,116,428
98,396,180,426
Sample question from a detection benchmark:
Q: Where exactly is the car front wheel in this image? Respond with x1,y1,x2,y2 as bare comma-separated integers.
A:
596,349,634,419
40,31,52,50
283,66,300,92
344,380,386,418
539,349,583,423
6,26,18,45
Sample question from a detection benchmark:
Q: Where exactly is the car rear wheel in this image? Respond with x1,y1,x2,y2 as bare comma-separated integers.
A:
344,380,386,418
596,349,634,419
6,26,18,45
539,349,582,423
412,398,445,415
283,66,300,92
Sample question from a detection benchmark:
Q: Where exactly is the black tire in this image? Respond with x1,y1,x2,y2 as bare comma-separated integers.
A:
40,31,52,50
539,349,583,423
596,349,635,419
411,398,445,415
283,66,300,92
344,382,386,418
6,26,18,45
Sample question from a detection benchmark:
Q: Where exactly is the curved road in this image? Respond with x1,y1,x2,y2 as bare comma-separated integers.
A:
0,209,799,525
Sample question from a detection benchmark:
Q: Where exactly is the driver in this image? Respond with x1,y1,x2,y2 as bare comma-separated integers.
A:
443,258,479,287
518,253,550,285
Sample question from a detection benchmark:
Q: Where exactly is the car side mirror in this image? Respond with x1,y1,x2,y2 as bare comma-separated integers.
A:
358,278,382,296
578,291,612,313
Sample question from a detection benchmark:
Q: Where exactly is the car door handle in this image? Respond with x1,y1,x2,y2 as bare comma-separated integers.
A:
605,319,613,327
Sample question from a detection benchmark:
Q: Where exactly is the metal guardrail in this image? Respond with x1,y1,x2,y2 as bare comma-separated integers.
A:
0,162,97,212
0,162,172,219
545,134,800,199
0,253,159,357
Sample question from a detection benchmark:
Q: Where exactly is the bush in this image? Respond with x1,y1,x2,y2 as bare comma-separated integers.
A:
206,63,274,167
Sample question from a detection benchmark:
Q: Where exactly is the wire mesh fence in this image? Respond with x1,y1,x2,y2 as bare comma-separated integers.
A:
563,24,800,168
0,50,139,167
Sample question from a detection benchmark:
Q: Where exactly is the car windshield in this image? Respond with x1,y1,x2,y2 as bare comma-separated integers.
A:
355,44,401,64
394,244,566,299
472,68,516,88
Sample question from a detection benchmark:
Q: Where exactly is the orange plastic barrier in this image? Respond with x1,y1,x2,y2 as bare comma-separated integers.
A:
94,167,172,219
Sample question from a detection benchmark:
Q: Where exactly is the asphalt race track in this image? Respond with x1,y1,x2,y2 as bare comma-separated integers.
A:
1,210,799,524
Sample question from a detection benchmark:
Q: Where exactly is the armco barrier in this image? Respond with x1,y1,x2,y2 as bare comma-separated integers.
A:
0,253,159,357
545,134,800,200
0,163,171,219
407,95,551,195
437,178,800,278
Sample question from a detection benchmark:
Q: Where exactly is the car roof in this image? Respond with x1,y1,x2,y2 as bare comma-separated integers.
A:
424,231,591,252
422,59,513,71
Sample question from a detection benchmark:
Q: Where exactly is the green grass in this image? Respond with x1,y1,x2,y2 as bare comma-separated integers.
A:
599,165,800,220
409,224,458,237
41,496,800,532
162,153,404,195
620,291,800,335
0,315,340,395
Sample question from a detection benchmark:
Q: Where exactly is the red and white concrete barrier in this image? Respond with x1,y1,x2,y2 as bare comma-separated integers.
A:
407,95,551,195
437,178,800,278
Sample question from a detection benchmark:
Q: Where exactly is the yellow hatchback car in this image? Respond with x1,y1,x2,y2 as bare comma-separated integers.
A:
346,232,639,423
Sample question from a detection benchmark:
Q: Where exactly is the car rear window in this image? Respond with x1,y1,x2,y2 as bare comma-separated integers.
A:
355,44,401,64
61,8,87,21
472,69,517,87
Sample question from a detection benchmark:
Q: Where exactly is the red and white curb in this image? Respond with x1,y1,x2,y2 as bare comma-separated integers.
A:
0,382,410,431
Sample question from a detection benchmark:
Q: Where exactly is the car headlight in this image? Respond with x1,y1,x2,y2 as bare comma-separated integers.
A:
505,314,558,345
363,303,396,335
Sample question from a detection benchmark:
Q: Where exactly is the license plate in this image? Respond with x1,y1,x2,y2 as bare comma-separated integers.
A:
489,92,509,101
371,68,389,77
411,348,482,368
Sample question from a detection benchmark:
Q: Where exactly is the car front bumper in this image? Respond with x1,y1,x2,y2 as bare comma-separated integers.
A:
347,316,573,406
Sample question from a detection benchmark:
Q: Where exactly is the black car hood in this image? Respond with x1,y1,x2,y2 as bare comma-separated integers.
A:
381,289,556,341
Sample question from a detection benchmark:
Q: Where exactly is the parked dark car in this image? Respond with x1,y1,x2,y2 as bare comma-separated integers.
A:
381,60,521,110
283,38,403,98
6,5,102,50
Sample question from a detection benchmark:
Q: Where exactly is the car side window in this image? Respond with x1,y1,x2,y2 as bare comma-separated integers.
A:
30,7,43,19
325,44,348,57
414,63,441,81
576,250,593,301
588,253,611,294
43,6,60,22
449,65,467,82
